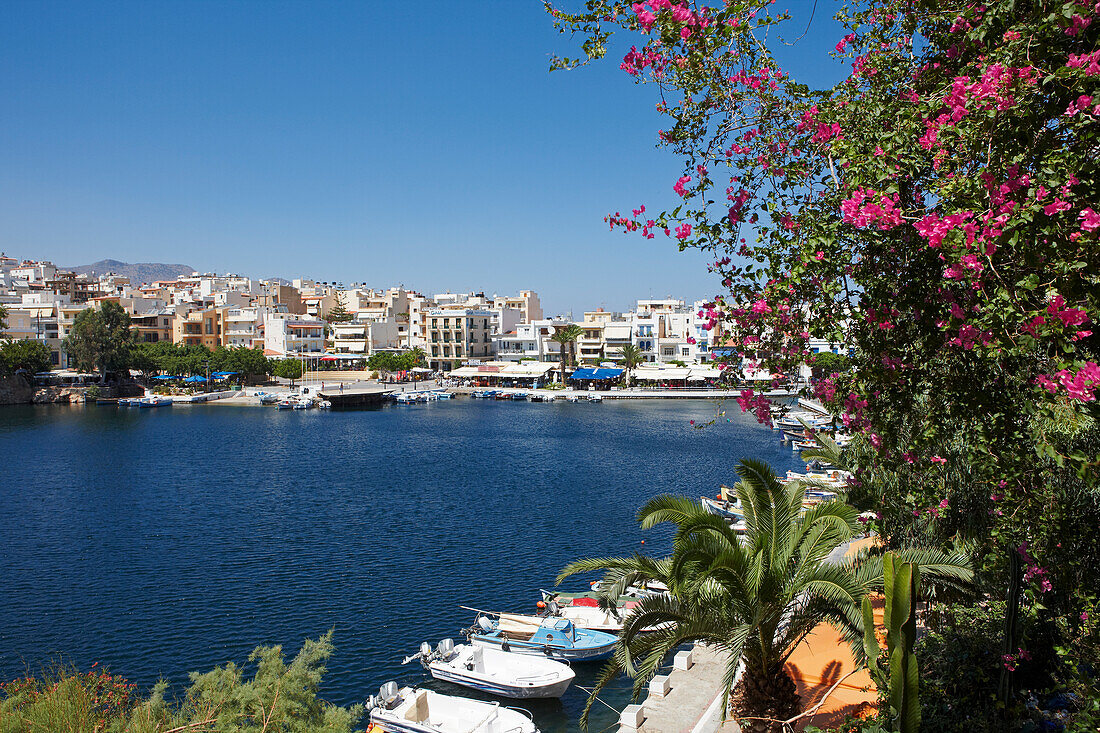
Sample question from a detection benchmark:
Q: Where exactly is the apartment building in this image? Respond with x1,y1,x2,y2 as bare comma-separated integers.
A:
491,290,543,324
256,281,304,315
263,314,325,356
425,308,494,370
330,319,401,355
131,309,175,343
492,320,564,363
224,307,266,348
173,307,229,349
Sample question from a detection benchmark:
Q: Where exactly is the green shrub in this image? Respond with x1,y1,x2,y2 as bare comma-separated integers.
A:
0,632,360,733
916,602,1006,732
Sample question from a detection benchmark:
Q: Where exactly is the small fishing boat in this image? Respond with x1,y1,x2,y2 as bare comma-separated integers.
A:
403,639,574,699
317,400,332,409
139,397,172,408
533,595,650,634
701,486,744,521
117,398,140,406
366,683,538,733
510,393,526,401
587,394,602,403
276,400,295,410
466,613,617,662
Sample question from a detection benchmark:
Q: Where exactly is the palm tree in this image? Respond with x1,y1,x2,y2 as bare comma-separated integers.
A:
550,324,584,385
559,459,973,732
616,343,644,387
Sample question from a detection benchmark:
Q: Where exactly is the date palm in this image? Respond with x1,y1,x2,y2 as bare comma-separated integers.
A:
560,458,972,731
550,324,584,384
617,343,644,387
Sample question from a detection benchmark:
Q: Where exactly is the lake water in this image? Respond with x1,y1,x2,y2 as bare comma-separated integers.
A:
0,398,802,731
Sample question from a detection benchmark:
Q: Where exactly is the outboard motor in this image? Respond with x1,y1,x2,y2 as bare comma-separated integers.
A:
419,642,433,659
477,616,495,633
437,638,455,660
548,600,560,616
378,681,400,709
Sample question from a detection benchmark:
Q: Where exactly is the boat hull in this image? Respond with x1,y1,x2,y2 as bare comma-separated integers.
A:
427,665,572,699
468,634,615,662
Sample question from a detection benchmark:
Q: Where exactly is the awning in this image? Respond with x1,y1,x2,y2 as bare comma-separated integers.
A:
502,362,555,378
710,348,738,357
688,367,724,380
570,367,624,380
635,367,691,380
449,366,485,377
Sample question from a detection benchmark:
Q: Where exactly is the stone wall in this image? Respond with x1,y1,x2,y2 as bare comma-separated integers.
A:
0,374,35,405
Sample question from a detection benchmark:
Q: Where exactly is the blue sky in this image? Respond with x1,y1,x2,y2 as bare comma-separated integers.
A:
0,1,847,315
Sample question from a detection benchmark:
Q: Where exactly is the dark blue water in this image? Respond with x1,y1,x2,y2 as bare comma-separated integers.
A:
0,398,801,731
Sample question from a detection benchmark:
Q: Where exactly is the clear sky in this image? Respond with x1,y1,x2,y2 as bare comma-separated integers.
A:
0,0,847,316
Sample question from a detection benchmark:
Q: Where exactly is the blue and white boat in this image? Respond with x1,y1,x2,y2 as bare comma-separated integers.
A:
467,613,617,662
404,639,574,699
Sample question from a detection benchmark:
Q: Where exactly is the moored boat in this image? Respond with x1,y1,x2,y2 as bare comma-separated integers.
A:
466,613,616,662
403,639,574,699
366,683,538,733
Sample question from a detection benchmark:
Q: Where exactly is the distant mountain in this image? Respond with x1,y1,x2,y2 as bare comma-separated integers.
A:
69,259,195,285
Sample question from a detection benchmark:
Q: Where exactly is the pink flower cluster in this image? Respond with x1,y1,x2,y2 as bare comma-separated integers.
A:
915,211,975,248
621,46,665,76
947,324,994,350
1080,208,1100,232
630,0,711,34
814,374,838,402
834,32,856,54
1002,648,1032,672
673,175,691,197
1047,295,1090,329
1038,362,1100,402
840,188,904,230
1018,542,1053,593
1067,49,1100,76
841,392,869,431
735,387,773,426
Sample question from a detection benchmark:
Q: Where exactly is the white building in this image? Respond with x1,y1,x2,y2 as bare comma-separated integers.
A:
330,318,402,355
263,313,326,356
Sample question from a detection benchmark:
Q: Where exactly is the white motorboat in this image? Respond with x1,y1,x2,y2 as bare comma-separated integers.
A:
367,683,538,733
404,639,574,699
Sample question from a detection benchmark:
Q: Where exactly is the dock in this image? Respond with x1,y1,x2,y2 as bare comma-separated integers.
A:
318,383,392,409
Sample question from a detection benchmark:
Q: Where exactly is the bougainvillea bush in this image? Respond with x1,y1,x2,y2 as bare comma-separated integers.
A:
549,0,1098,724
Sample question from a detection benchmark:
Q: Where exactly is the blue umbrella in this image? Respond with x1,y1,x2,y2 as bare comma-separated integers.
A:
183,375,207,383
153,374,179,380
211,371,238,379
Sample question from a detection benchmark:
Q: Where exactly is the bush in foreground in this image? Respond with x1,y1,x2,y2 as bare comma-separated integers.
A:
0,632,361,733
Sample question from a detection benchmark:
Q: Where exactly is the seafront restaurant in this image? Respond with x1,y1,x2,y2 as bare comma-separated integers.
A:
631,364,728,389
567,367,624,389
447,361,557,387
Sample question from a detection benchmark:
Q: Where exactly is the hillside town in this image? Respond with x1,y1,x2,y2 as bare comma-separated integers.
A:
0,254,847,383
